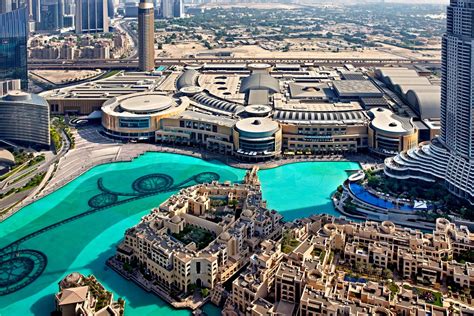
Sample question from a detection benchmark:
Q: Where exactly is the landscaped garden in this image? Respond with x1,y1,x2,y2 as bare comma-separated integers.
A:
172,225,215,250
364,170,474,220
454,250,474,264
82,276,113,311
403,284,443,307
281,230,300,254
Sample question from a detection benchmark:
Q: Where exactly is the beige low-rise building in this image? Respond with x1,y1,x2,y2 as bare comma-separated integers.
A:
101,92,188,141
223,215,473,316
114,167,283,297
54,272,124,316
368,107,419,156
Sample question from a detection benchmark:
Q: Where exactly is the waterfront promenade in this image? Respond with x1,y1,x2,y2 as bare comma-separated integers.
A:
0,124,379,221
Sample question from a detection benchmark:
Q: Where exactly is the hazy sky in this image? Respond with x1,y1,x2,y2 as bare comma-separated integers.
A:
337,0,449,3
385,0,448,3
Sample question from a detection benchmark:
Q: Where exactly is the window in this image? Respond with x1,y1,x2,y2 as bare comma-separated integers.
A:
119,118,150,129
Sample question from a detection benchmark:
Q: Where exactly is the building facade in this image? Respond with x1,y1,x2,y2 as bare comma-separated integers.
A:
0,91,50,147
384,0,474,203
173,0,183,18
225,215,474,316
138,0,155,72
0,6,28,89
39,0,64,31
101,92,189,140
0,79,21,97
0,0,12,13
75,0,109,34
160,0,173,18
112,169,283,297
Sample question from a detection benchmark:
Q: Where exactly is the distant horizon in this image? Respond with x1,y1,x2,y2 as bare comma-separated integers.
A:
292,0,449,5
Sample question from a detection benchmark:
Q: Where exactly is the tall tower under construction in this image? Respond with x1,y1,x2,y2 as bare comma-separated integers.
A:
138,0,155,72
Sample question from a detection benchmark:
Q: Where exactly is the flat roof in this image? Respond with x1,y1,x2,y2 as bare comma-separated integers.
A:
369,107,415,135
177,111,236,127
288,82,334,99
275,101,363,112
42,72,163,100
333,80,383,98
119,94,173,113
248,89,269,105
235,117,279,134
244,104,272,115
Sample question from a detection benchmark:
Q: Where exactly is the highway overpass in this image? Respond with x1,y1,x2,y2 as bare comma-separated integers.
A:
28,57,441,70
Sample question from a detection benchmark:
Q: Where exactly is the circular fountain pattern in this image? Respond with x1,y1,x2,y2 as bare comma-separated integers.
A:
193,172,220,184
88,192,119,208
0,169,222,296
132,174,174,193
0,152,358,316
0,250,47,296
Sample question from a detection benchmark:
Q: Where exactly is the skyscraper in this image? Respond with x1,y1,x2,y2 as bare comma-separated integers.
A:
384,0,474,202
173,0,183,18
138,0,155,71
30,0,41,23
159,0,182,19
40,0,64,31
0,0,12,13
0,6,28,89
64,0,75,14
440,0,474,160
75,0,109,34
107,0,114,18
160,0,173,18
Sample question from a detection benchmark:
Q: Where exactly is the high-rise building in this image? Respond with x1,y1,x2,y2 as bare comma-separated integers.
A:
75,0,109,34
440,0,474,160
0,0,12,13
384,0,474,202
173,0,183,18
64,0,75,14
160,0,173,18
30,0,41,23
0,79,21,97
153,0,159,18
11,0,27,10
0,91,50,147
138,0,154,71
159,0,182,19
0,6,28,89
40,0,64,31
107,0,114,18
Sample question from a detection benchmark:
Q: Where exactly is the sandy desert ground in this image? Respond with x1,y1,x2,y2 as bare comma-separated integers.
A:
159,42,441,61
32,70,102,85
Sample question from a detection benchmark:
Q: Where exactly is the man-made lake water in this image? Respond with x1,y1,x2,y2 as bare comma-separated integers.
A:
0,152,359,315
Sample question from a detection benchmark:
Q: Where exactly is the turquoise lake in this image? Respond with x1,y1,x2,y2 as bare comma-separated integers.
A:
0,152,359,316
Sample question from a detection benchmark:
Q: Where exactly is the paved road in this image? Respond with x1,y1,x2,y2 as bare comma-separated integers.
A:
0,126,71,211
116,19,138,59
28,57,441,70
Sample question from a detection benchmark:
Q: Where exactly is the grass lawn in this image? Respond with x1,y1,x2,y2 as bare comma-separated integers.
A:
406,285,443,307
172,225,214,250
281,231,300,254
